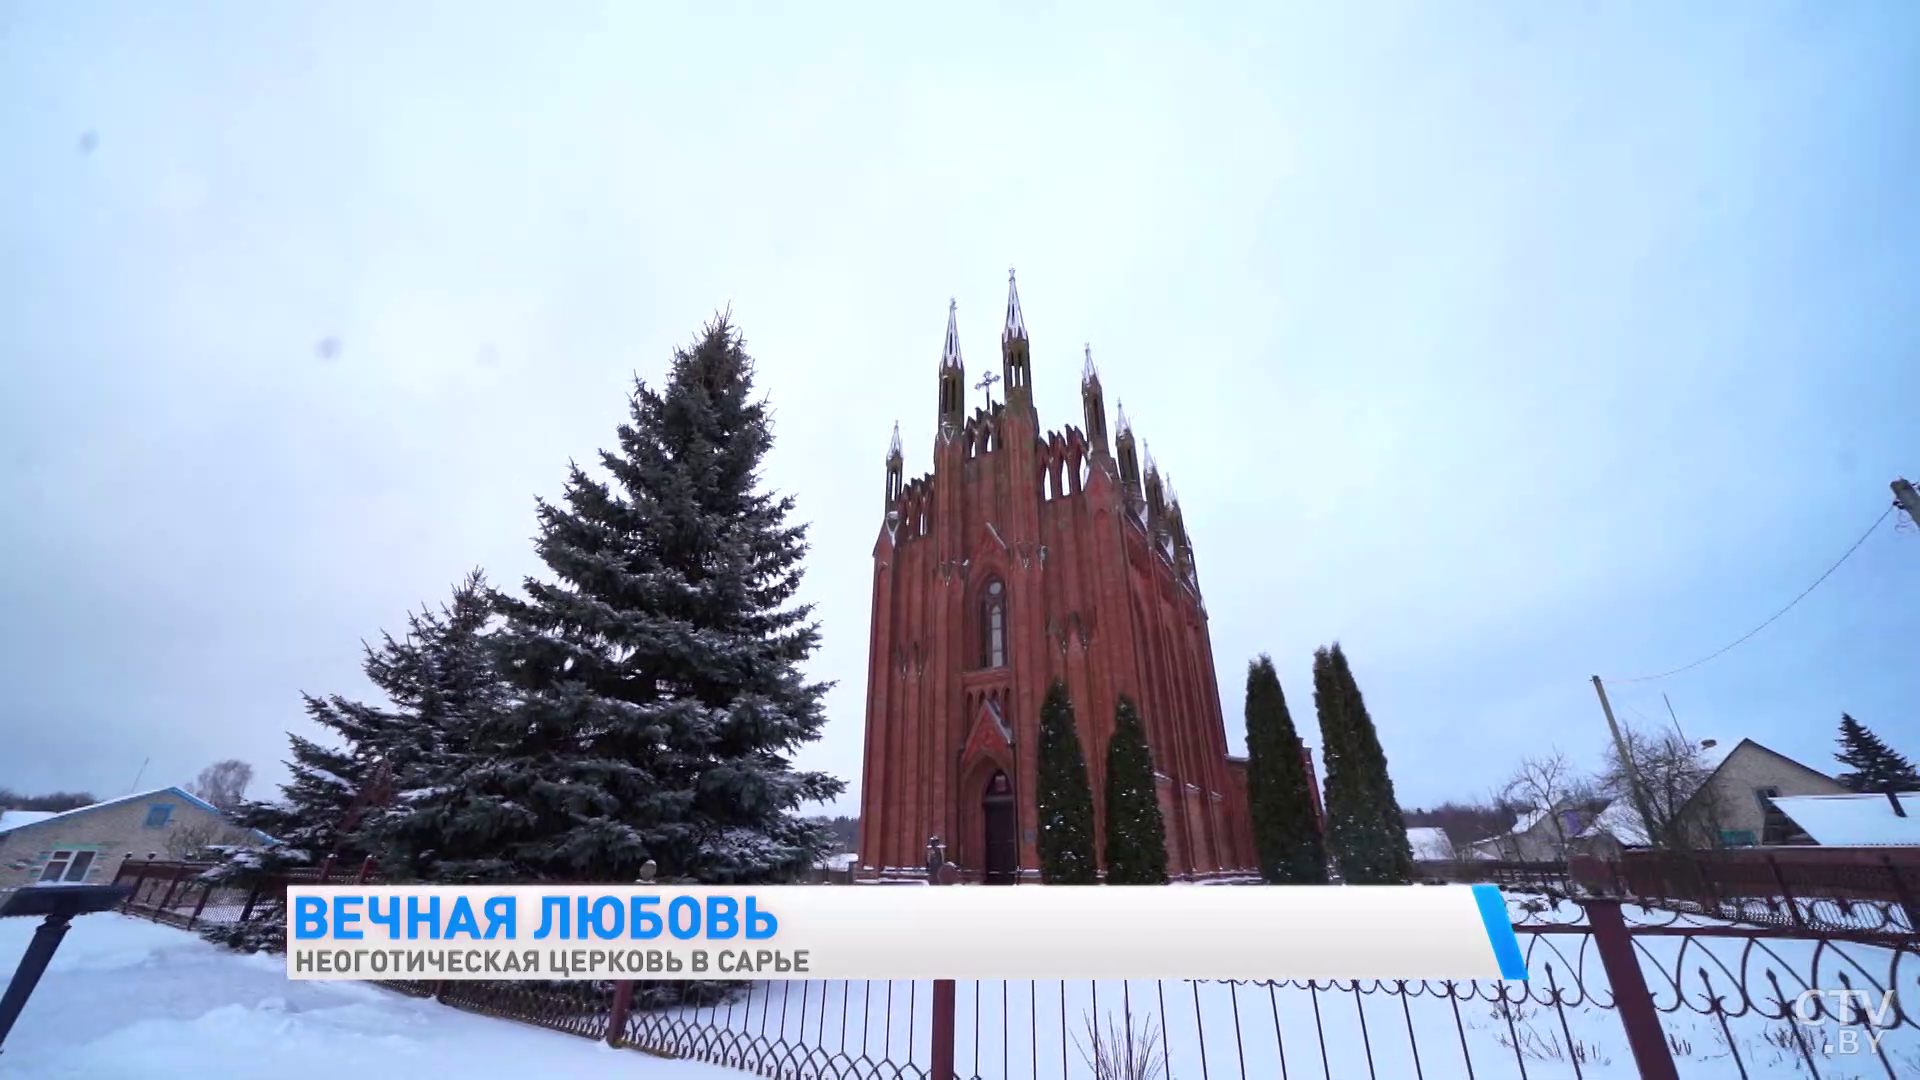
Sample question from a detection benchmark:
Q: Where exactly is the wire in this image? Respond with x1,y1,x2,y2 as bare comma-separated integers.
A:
1608,502,1897,684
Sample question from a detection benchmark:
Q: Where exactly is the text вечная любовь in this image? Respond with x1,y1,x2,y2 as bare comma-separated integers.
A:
289,892,806,979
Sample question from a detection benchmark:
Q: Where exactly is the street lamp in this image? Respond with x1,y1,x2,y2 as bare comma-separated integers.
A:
0,884,133,1054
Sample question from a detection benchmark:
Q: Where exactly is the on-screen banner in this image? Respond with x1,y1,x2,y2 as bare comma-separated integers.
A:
285,884,1528,983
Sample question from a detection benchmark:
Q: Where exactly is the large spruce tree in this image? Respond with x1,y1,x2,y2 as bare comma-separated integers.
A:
1102,695,1168,884
1835,713,1920,794
1036,678,1099,883
1313,644,1414,884
473,315,842,884
1243,655,1327,884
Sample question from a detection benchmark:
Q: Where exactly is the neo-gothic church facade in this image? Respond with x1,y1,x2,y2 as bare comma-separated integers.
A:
858,273,1312,882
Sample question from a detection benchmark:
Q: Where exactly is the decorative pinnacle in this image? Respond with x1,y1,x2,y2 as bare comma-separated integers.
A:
1081,343,1098,385
1003,268,1027,344
887,421,902,462
1116,400,1131,435
941,298,963,370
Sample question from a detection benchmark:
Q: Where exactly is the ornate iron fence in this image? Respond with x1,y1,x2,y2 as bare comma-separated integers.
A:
354,895,1916,1080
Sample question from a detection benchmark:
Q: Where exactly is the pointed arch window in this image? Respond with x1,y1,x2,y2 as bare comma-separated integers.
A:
981,579,1007,669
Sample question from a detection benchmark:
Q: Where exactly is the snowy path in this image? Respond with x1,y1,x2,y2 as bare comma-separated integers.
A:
0,914,726,1079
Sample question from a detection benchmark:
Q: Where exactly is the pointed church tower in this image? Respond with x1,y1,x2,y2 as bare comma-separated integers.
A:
884,421,904,510
1081,345,1109,460
1115,402,1144,509
1002,270,1032,412
937,299,965,439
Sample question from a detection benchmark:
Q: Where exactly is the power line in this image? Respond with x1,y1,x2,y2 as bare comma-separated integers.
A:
1608,502,1896,685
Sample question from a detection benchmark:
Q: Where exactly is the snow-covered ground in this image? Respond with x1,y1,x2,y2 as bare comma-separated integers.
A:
0,914,735,1079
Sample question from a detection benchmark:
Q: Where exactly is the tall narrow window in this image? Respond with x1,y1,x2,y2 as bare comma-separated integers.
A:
982,580,1006,668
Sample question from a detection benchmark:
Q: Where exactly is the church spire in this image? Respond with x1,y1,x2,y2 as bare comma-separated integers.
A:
941,298,964,371
1000,269,1032,408
937,300,965,432
1003,268,1028,344
1081,343,1109,458
884,421,904,508
1114,400,1143,508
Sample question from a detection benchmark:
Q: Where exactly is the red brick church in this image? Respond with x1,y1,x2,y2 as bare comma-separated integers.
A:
857,272,1321,882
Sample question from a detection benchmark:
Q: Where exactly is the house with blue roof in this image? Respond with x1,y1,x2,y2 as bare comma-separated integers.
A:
0,785,267,890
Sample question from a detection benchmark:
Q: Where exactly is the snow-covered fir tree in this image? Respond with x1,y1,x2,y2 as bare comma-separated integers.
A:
201,573,506,949
471,315,843,883
357,570,519,882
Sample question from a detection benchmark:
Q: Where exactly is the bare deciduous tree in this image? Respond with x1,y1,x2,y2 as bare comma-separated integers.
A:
162,819,255,861
1601,725,1722,850
188,759,254,810
1499,751,1598,860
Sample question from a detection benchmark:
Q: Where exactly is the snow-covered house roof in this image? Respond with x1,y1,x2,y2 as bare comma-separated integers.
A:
1769,793,1920,847
1576,799,1653,847
1407,827,1456,862
0,810,59,834
0,787,270,843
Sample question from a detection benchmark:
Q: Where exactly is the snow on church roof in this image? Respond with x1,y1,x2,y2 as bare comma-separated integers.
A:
1770,793,1920,847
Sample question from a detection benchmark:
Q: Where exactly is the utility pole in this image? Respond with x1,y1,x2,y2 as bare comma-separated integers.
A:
1592,676,1664,849
1893,478,1920,526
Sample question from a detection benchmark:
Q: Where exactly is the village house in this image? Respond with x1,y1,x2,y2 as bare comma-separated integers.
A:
1469,803,1590,862
1574,738,1850,857
0,786,265,891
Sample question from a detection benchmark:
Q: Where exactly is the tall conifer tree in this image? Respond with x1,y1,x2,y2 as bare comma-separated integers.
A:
358,570,518,882
1036,679,1099,883
1243,655,1326,883
1314,644,1413,884
1102,695,1168,884
1835,713,1920,794
472,315,843,884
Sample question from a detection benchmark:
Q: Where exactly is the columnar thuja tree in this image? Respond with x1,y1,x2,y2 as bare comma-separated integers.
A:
1243,655,1327,883
475,315,843,884
1036,678,1099,883
1102,695,1168,884
1313,643,1414,884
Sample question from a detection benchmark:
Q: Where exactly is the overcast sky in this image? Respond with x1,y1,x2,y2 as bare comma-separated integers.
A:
3,4,1917,819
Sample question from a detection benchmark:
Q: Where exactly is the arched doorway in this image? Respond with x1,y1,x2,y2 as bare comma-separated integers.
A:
982,770,1018,884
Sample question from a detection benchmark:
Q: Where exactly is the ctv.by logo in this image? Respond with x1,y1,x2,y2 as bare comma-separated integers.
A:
1792,989,1898,1055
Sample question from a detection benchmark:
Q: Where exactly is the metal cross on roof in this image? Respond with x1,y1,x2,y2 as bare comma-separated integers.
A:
975,369,999,408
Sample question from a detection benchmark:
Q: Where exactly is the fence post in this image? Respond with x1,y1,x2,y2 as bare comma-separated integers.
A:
1878,854,1916,931
238,879,265,924
185,879,213,930
152,868,183,922
928,855,958,1080
1586,899,1680,1080
606,980,636,1048
1764,855,1809,931
355,855,376,884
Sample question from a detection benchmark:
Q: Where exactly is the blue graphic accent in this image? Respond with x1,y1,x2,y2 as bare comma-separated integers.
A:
1471,884,1529,980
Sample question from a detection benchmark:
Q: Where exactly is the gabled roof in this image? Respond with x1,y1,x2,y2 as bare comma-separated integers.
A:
1770,793,1920,847
1407,827,1456,861
0,785,267,842
1576,799,1653,847
1680,738,1841,815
